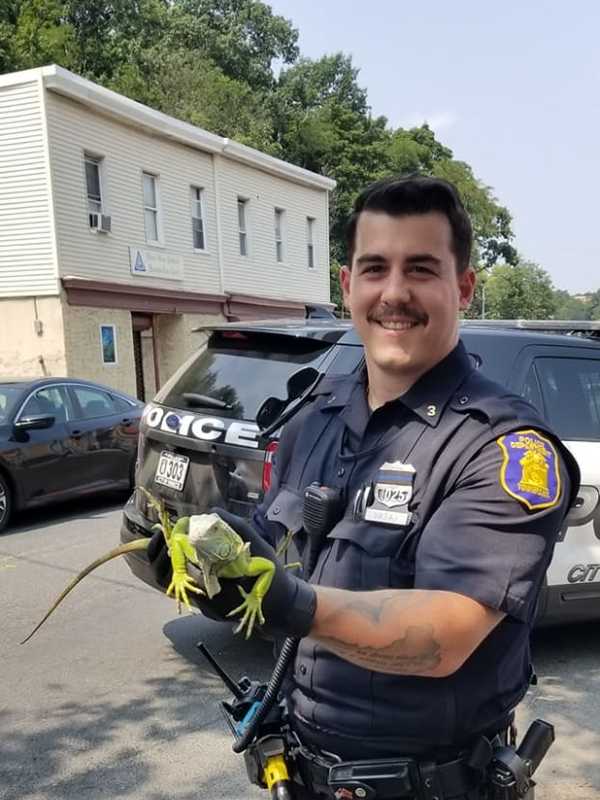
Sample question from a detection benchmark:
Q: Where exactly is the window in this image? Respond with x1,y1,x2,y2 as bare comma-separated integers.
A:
20,386,70,424
143,173,160,243
85,154,103,218
307,216,315,269
274,208,285,263
100,324,117,365
72,386,116,420
191,186,206,250
526,357,600,440
237,198,249,256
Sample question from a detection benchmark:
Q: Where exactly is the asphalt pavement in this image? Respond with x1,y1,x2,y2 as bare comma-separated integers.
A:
1,495,599,799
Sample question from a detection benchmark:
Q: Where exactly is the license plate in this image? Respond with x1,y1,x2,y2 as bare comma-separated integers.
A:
154,451,190,491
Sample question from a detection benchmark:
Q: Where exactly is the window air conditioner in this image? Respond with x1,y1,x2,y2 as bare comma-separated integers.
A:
89,213,112,233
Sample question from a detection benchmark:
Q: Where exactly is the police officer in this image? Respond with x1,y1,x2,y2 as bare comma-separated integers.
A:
150,175,580,799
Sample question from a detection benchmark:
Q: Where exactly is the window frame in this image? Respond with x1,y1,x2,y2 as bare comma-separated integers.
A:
274,207,286,263
191,185,207,252
237,197,249,257
99,324,118,366
16,384,73,424
84,153,104,223
70,384,117,421
307,216,316,269
142,172,162,244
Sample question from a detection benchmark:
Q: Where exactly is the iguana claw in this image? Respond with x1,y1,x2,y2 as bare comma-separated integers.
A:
226,585,266,640
167,530,204,613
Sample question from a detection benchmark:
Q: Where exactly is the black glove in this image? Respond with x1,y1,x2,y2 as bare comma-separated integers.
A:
213,508,316,638
146,527,251,623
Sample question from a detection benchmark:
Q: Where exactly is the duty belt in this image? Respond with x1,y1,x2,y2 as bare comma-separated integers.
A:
290,743,489,800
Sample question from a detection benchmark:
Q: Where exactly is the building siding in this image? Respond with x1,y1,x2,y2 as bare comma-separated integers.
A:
44,91,222,296
217,157,330,303
0,80,58,296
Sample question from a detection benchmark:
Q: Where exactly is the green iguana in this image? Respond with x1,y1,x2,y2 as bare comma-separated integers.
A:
21,489,289,643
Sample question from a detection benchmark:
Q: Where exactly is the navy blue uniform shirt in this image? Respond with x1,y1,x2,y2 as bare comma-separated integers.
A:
254,341,579,759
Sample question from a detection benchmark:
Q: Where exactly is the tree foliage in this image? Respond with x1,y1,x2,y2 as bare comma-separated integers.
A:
482,262,558,320
1,0,526,309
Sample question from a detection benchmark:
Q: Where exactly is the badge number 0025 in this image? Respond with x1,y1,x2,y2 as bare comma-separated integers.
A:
363,461,416,526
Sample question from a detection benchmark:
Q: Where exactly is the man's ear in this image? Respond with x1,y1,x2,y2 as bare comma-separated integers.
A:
340,265,351,310
458,267,477,310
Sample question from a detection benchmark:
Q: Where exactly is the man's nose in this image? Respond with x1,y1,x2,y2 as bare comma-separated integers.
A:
380,268,411,305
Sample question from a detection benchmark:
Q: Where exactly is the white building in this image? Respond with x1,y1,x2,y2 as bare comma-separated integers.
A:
0,65,335,399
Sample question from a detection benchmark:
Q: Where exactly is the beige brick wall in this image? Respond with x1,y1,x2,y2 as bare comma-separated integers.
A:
62,304,137,395
154,311,225,389
0,296,67,377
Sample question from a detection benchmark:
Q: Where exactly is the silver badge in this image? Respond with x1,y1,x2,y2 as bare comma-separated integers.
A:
363,461,416,526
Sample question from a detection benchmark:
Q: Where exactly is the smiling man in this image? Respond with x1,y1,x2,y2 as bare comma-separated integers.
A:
149,176,580,800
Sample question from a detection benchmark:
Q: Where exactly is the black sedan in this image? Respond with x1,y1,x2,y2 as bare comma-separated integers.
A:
0,377,144,532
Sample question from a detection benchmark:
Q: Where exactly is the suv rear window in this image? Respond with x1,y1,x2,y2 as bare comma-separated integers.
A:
156,331,334,421
525,357,600,440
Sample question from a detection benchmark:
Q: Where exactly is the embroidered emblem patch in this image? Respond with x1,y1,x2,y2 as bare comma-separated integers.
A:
496,430,561,510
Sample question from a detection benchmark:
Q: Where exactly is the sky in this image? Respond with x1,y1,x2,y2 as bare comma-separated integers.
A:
268,0,600,293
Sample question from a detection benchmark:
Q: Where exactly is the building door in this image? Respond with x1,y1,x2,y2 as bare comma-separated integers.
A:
131,312,160,402
132,328,145,401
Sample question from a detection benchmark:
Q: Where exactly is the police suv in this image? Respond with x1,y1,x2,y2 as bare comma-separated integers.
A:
121,317,600,626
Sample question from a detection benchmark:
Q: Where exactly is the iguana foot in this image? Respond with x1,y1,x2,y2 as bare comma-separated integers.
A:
166,572,204,613
167,530,203,613
227,586,265,639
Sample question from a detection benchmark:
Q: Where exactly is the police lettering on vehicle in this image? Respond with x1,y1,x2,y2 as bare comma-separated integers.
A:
142,405,260,449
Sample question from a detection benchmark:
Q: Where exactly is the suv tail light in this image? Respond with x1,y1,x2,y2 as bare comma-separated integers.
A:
262,441,279,492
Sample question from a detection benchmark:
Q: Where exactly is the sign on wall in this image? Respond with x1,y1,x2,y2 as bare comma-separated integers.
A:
129,246,184,281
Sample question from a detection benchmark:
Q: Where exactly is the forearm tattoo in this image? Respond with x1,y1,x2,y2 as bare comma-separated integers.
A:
313,588,443,675
317,627,442,675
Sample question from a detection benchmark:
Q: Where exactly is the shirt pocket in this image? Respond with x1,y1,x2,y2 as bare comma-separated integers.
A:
320,517,416,591
265,486,306,568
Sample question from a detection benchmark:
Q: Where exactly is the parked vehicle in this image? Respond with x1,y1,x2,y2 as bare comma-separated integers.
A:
0,377,143,532
121,317,600,626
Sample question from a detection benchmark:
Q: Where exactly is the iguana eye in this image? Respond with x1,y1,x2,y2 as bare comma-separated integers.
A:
216,542,233,558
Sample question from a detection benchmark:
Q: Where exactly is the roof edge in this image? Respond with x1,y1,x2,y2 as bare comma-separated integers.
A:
21,65,337,191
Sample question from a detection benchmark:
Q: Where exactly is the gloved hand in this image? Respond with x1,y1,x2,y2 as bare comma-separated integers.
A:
213,508,316,638
146,527,251,623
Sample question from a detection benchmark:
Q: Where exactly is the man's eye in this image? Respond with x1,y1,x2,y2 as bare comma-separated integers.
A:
410,264,433,275
363,264,384,274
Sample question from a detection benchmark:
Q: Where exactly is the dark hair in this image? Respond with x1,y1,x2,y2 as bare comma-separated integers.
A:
345,175,473,273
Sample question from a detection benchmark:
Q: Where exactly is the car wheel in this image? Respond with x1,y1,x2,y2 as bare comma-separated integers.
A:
0,473,12,533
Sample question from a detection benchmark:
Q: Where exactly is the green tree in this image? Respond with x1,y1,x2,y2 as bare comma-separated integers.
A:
483,261,558,319
170,0,298,88
108,47,278,153
553,290,591,320
273,53,389,265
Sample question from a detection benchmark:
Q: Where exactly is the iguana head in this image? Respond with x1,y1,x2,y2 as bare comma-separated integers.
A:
188,513,245,564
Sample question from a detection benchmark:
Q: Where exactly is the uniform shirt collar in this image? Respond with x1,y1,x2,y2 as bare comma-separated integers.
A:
328,339,474,434
398,340,473,426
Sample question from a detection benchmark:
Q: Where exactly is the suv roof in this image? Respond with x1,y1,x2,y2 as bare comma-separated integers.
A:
194,318,600,349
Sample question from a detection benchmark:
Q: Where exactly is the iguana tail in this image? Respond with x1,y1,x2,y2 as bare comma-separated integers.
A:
21,538,150,644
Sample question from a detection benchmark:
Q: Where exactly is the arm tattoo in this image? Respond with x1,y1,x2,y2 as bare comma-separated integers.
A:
317,625,442,675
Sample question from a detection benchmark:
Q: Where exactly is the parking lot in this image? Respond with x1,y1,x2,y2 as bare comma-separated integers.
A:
1,496,599,800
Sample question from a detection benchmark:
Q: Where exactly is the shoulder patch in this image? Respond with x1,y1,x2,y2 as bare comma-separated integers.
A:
496,429,561,510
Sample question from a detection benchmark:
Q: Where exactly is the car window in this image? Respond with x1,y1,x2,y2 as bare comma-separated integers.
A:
156,331,334,421
0,385,23,421
20,386,70,423
71,386,116,420
520,364,544,414
111,394,133,413
531,357,600,440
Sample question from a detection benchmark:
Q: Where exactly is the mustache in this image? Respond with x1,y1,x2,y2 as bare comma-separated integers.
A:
368,306,428,325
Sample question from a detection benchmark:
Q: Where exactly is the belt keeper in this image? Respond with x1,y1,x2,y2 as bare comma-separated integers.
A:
419,761,445,800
